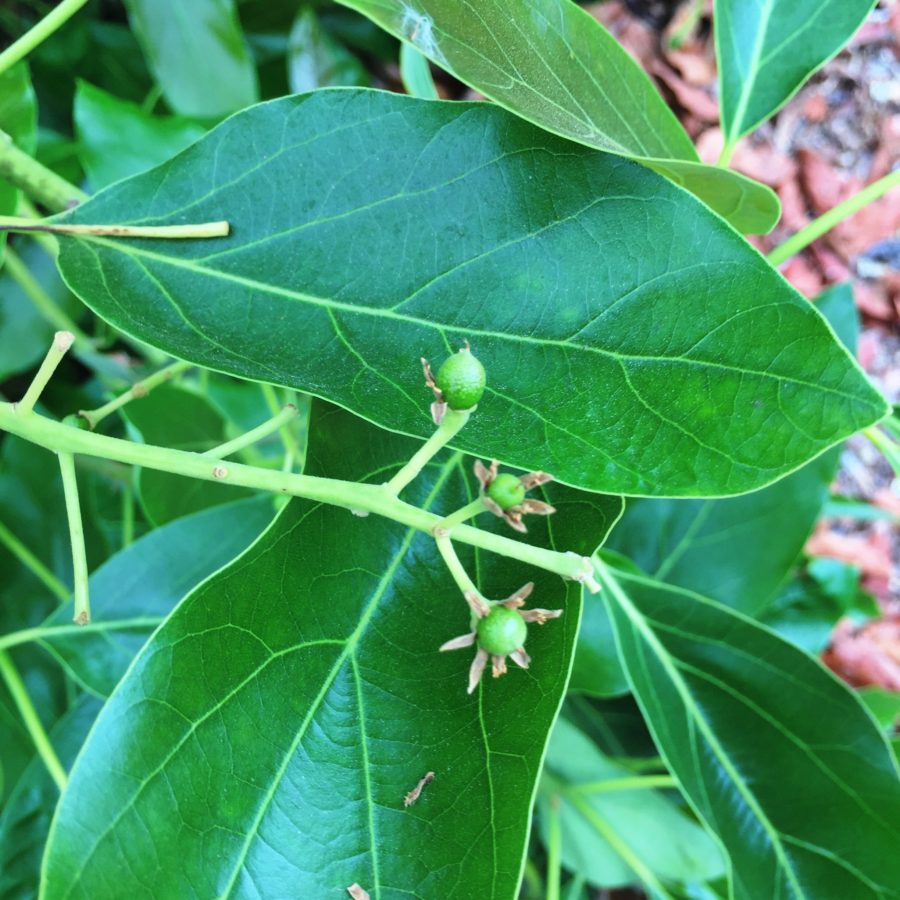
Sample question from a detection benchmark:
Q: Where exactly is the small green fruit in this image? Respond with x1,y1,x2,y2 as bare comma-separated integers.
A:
487,473,526,510
435,349,486,410
476,606,527,656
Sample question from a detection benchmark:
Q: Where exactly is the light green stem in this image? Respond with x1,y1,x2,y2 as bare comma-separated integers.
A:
204,404,299,460
717,140,737,168
58,452,90,624
576,775,678,794
881,415,900,443
0,617,162,652
261,383,302,462
434,533,483,599
0,403,596,588
439,497,486,531
561,787,674,900
18,197,59,255
0,215,229,239
3,246,90,344
140,83,164,115
667,0,704,48
0,129,87,211
121,484,135,548
0,518,69,601
768,170,900,267
17,330,74,414
384,408,470,495
0,0,90,76
79,360,191,429
0,650,67,791
545,794,562,900
864,426,900,478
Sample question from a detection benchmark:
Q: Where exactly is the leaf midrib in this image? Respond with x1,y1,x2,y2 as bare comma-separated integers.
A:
218,457,460,898
77,236,875,411
604,567,806,898
724,0,776,142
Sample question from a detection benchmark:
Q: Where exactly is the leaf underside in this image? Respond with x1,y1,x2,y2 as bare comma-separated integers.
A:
605,568,900,900
335,0,779,232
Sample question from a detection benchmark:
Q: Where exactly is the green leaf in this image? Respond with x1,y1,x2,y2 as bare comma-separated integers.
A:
335,0,778,231
0,695,102,900
42,404,589,897
400,42,438,99
287,7,370,93
539,718,724,891
53,90,886,497
604,280,859,615
123,0,259,118
34,497,276,696
599,563,900,899
0,62,37,262
606,448,838,615
122,383,253,525
74,81,206,190
546,493,625,699
716,0,876,147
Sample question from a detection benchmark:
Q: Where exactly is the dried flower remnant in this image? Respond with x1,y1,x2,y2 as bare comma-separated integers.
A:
475,459,556,533
403,771,435,807
440,583,562,693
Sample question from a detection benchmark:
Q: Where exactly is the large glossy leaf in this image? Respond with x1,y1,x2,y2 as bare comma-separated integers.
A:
716,0,876,147
41,404,611,897
538,717,724,890
605,282,858,615
600,564,900,899
0,696,102,900
53,90,886,498
74,81,206,190
335,0,778,231
35,497,275,696
123,0,258,118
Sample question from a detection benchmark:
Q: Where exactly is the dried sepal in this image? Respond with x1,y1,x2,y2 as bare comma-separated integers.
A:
468,647,489,694
510,648,531,669
440,632,476,652
473,459,556,533
520,471,553,490
520,499,556,516
464,590,491,618
520,608,563,624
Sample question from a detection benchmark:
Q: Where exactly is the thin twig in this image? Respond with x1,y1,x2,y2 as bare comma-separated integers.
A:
79,360,192,429
0,650,67,790
58,452,90,625
16,330,74,415
0,0,90,76
0,215,230,239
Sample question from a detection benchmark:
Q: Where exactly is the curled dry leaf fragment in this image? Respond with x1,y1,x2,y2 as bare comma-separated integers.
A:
403,771,435,807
